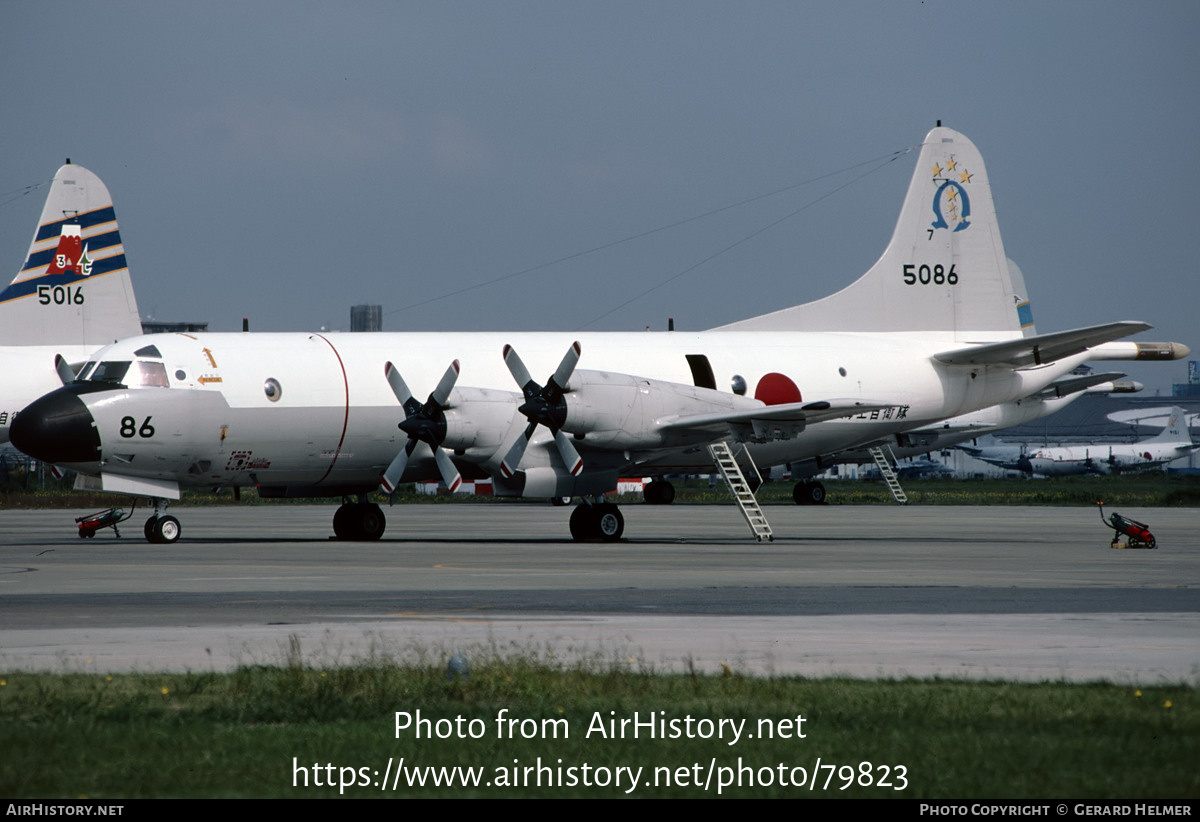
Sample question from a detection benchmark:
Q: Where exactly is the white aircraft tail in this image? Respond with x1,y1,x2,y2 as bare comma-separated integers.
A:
1150,407,1192,444
720,125,1036,340
0,162,142,346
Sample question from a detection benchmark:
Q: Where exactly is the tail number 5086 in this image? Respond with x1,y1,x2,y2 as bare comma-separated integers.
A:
902,264,957,285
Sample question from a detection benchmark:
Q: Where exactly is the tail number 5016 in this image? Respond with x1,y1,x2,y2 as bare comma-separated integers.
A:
37,285,85,305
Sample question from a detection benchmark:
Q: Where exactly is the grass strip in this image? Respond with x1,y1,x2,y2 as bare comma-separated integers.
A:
1,661,1194,798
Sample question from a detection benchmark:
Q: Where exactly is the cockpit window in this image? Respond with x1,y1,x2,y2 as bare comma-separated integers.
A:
90,361,131,384
134,361,170,387
76,361,97,381
86,360,170,388
134,344,163,359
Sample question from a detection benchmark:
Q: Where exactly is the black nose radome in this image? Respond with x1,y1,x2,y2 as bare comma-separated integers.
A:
11,384,103,464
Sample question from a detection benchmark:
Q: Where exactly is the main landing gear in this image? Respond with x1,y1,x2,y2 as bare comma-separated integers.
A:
642,479,675,505
793,480,826,505
144,498,181,544
333,498,386,541
569,500,624,542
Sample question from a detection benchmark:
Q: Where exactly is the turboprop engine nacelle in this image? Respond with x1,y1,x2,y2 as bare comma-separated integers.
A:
561,369,770,452
439,386,524,459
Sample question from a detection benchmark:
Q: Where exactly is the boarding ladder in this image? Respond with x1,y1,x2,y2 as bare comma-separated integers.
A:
708,441,773,542
868,445,908,504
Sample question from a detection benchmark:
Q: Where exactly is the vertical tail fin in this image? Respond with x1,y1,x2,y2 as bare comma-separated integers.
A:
0,162,141,346
719,126,1032,340
1150,407,1192,444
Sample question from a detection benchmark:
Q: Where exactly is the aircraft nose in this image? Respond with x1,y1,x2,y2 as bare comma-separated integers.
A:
11,386,102,464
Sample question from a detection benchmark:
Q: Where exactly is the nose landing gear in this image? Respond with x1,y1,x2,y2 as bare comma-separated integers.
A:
144,498,181,544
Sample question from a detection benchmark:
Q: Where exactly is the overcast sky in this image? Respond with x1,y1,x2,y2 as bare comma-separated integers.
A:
2,1,1196,391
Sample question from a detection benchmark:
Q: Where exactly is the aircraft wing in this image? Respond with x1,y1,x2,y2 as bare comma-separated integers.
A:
933,321,1151,367
656,398,893,435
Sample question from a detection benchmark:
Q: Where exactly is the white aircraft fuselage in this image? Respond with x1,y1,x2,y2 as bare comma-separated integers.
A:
25,327,1094,500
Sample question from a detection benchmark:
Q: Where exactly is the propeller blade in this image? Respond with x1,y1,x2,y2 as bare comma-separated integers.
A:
380,439,417,494
503,344,536,399
430,360,460,408
384,362,415,406
549,341,581,394
433,448,463,493
54,354,74,386
500,428,532,479
554,429,583,476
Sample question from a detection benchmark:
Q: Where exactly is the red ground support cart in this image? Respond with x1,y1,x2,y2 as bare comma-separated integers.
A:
75,505,135,539
1097,502,1156,549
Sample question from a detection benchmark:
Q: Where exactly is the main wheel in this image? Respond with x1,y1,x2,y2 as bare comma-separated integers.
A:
593,503,624,541
144,516,159,540
355,503,386,541
643,480,675,505
793,481,826,505
808,481,826,504
332,505,353,540
152,515,181,544
333,503,386,541
569,504,595,541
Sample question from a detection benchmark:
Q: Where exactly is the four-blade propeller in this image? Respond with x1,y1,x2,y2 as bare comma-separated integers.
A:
500,341,583,479
380,360,463,494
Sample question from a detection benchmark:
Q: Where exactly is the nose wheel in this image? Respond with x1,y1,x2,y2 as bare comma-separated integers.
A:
143,499,181,544
569,502,624,542
144,515,181,544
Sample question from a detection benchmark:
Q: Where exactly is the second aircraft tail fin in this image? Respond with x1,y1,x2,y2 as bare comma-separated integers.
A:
0,162,142,347
1151,407,1193,445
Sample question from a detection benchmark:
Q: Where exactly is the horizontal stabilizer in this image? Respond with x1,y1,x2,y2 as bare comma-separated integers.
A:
933,322,1150,367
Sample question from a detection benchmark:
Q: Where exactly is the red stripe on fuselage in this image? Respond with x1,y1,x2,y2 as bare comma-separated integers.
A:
311,333,350,486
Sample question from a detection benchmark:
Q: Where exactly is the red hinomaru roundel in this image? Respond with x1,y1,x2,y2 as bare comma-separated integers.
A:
754,372,802,406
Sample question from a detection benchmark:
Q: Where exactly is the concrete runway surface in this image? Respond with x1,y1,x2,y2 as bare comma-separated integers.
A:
1,503,1197,683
